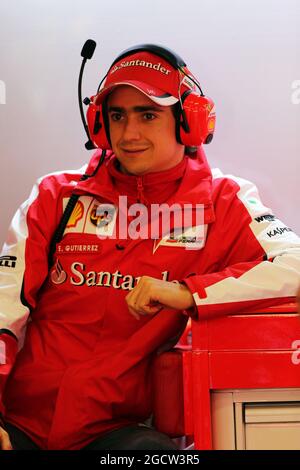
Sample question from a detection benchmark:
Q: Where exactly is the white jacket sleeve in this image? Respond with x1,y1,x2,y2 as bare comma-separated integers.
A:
183,172,300,318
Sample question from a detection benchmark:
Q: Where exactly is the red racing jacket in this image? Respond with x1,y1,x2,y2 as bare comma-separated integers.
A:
0,147,299,449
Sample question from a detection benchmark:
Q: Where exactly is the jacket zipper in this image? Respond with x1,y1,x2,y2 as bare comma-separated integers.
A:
136,177,144,203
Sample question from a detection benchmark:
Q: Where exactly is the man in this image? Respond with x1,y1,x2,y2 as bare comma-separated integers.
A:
0,44,299,450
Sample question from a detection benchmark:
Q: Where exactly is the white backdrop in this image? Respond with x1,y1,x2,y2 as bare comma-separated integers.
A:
0,0,299,246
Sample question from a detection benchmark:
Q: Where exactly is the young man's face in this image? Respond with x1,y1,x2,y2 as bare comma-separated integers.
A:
106,85,185,175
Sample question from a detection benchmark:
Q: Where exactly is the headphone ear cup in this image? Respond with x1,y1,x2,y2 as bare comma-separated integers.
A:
86,98,111,150
179,93,216,146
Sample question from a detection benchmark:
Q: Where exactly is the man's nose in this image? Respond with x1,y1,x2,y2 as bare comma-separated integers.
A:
122,115,141,141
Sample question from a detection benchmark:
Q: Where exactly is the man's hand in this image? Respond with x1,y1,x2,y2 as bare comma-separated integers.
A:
125,276,195,320
0,426,13,450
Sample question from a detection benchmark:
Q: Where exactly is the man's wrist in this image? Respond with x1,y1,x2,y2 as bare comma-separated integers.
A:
178,281,197,316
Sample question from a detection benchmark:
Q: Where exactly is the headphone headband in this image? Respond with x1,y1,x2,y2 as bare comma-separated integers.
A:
86,43,216,149
110,43,186,70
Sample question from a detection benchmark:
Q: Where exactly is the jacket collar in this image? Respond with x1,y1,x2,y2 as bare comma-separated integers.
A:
75,147,215,223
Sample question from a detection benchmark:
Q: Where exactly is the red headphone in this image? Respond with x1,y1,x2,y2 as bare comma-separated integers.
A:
85,44,216,150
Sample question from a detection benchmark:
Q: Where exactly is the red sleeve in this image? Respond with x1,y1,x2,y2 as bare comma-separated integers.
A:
0,332,18,415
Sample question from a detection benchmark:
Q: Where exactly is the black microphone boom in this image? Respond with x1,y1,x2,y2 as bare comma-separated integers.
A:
78,39,97,149
48,40,105,268
81,39,96,60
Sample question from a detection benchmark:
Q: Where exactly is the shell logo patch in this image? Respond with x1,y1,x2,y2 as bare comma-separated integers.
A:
66,201,84,228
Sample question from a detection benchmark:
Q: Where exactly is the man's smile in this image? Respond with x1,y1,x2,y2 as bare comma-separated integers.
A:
121,148,149,155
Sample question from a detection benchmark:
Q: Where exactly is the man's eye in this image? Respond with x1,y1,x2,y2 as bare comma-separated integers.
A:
143,113,155,120
110,113,123,121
